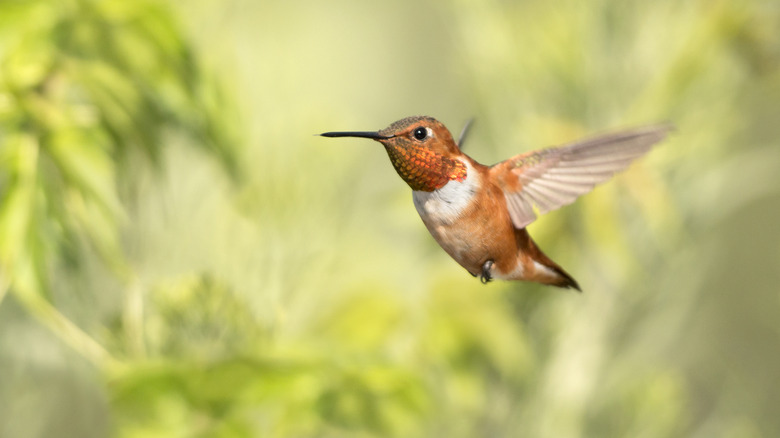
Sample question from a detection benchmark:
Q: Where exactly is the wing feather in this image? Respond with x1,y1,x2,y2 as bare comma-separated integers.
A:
492,124,672,229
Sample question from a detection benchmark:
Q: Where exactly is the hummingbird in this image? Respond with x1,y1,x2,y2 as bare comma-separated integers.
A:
321,116,670,290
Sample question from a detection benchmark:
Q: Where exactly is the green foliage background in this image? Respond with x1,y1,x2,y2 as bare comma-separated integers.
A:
1,0,779,437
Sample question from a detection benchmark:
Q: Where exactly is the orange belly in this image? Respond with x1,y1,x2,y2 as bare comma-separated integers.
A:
416,182,521,276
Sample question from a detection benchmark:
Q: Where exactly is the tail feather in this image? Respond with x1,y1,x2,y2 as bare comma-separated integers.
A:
545,261,581,291
517,230,582,291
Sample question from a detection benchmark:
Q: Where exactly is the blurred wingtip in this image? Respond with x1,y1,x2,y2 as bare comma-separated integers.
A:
457,118,475,149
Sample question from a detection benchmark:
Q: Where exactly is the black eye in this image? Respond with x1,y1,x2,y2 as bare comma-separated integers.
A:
413,127,428,141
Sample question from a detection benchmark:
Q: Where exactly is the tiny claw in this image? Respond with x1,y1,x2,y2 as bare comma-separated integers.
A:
479,260,494,284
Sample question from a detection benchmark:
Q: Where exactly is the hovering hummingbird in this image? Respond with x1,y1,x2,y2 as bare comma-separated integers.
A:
321,116,670,290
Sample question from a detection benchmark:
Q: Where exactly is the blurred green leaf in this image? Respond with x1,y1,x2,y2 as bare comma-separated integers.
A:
0,0,239,362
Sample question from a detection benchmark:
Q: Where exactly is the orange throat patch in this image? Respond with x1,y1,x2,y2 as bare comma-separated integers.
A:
384,145,467,191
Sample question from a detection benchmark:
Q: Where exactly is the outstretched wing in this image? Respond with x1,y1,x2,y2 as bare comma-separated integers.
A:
490,124,672,229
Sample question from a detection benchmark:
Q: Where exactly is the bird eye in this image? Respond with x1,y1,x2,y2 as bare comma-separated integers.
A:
413,127,428,141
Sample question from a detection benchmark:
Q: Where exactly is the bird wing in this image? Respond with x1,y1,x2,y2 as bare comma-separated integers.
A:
490,124,672,229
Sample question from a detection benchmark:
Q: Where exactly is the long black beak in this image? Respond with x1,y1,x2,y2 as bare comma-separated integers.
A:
320,131,393,140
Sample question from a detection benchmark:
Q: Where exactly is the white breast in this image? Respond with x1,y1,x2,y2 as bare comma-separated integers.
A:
412,160,479,224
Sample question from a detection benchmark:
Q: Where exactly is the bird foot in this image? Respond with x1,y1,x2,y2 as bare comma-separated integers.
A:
479,260,494,284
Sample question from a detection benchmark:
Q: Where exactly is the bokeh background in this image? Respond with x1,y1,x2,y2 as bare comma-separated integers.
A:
1,0,779,437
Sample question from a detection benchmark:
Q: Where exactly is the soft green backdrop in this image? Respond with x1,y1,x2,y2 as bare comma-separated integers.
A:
1,0,779,437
